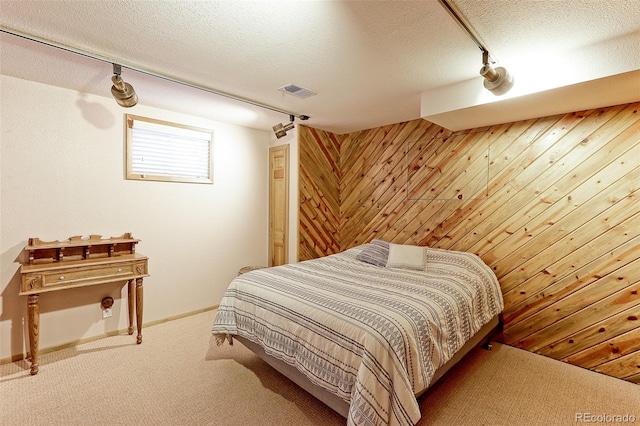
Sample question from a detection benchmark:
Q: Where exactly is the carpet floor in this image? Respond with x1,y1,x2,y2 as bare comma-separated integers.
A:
1,309,638,425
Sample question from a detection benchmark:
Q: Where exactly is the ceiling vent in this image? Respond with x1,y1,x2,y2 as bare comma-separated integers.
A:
279,84,317,99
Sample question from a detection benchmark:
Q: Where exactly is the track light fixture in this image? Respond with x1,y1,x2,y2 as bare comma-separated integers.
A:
479,50,514,96
438,0,514,96
111,64,138,107
273,115,295,139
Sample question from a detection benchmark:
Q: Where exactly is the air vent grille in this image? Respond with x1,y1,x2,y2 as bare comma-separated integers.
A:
279,84,317,99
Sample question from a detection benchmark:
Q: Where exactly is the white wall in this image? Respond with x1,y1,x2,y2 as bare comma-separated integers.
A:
0,75,269,361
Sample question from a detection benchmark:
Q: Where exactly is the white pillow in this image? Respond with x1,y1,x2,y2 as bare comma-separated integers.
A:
386,243,427,271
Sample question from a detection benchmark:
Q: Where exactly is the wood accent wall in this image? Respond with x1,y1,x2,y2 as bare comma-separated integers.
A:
298,126,342,260
298,102,640,384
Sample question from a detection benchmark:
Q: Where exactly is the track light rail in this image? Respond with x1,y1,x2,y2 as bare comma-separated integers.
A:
1,27,310,121
437,0,494,64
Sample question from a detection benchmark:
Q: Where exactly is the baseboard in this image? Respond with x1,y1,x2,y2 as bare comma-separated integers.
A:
0,305,219,365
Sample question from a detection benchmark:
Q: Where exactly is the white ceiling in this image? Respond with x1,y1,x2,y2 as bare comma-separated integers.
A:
1,0,640,134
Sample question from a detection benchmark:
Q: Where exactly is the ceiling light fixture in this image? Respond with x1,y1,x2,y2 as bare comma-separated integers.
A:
111,63,138,107
273,115,295,139
0,28,310,121
272,113,310,139
479,50,513,96
438,0,514,96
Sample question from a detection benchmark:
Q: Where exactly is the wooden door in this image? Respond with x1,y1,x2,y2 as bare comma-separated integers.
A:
269,145,289,266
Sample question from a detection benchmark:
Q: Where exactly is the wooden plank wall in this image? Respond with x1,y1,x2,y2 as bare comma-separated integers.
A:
298,125,342,260
298,102,640,383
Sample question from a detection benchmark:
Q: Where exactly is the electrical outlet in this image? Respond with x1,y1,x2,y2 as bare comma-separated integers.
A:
102,307,112,319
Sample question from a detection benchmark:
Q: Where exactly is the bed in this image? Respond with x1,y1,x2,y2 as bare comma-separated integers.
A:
212,241,504,426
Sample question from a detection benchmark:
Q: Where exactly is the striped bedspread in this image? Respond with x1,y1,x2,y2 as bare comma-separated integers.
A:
212,245,503,426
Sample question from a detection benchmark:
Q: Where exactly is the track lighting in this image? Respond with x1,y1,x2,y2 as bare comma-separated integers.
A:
2,30,310,121
111,63,138,108
479,50,514,96
273,115,295,139
438,0,514,96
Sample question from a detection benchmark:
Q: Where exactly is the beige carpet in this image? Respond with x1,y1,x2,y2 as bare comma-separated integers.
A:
1,309,638,426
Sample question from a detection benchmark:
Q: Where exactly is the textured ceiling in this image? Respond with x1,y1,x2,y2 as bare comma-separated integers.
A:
1,0,640,134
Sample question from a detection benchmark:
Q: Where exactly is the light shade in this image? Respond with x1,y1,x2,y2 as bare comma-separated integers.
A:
480,64,514,96
111,65,138,108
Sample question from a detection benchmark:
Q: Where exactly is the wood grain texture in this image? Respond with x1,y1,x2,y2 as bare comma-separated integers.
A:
298,126,342,260
297,102,640,383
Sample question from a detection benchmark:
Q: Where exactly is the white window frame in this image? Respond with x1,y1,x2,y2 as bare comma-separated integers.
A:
125,114,213,184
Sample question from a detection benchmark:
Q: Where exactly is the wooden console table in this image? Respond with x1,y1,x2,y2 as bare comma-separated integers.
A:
19,233,149,375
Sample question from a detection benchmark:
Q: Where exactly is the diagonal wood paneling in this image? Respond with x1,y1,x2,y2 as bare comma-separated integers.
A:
298,102,640,383
298,125,342,260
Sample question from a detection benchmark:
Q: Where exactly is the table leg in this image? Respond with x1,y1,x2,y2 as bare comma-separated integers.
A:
27,294,40,375
127,279,134,335
135,278,143,344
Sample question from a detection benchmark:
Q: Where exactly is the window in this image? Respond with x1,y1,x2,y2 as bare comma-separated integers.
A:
125,114,213,184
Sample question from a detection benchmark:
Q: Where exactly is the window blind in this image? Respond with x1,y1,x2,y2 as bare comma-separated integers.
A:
126,115,213,184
